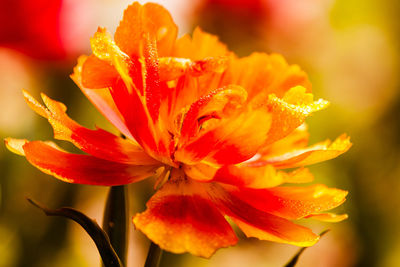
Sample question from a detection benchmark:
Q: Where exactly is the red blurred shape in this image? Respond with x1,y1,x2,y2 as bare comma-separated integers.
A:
0,0,66,60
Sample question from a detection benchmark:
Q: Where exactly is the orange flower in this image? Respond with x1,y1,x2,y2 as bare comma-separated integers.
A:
5,2,351,258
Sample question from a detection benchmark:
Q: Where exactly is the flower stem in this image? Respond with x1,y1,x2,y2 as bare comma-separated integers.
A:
144,241,163,267
103,185,128,266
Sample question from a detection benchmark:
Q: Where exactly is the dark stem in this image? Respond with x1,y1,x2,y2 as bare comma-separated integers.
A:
144,241,163,267
103,186,129,266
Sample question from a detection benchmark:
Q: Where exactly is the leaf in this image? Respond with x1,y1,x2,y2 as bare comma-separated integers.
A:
27,198,123,267
283,230,330,267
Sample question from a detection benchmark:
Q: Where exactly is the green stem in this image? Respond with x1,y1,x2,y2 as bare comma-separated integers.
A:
103,186,128,266
144,241,163,267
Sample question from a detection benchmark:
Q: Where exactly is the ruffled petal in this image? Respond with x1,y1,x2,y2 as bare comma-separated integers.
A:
23,91,158,165
219,53,312,101
172,27,230,60
259,134,352,169
253,86,329,145
158,56,228,81
5,139,158,186
114,2,178,57
133,175,238,258
179,85,248,143
175,108,271,165
71,55,133,139
226,184,348,220
208,185,319,246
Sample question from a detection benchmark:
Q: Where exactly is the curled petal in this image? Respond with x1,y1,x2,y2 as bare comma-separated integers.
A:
89,27,134,91
81,55,119,89
253,86,329,145
115,2,178,57
179,85,248,142
260,134,352,169
23,91,158,165
5,139,158,186
71,55,133,139
133,178,237,258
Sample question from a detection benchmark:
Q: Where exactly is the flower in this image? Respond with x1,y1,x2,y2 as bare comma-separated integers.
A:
5,2,351,258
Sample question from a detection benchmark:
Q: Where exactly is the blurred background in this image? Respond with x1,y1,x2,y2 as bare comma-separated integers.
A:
0,0,399,266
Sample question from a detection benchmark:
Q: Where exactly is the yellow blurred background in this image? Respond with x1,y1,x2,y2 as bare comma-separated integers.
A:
1,0,399,266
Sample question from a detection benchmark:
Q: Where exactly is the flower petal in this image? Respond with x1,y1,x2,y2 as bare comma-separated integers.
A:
175,108,271,165
158,56,228,81
305,213,348,222
133,176,238,258
184,163,313,188
219,53,312,101
257,124,309,158
114,2,178,57
213,165,314,188
260,134,352,169
179,85,248,143
231,217,318,247
6,139,157,186
227,184,348,220
23,91,158,165
87,26,172,163
172,27,230,60
209,185,319,246
81,55,119,89
71,55,133,139
253,86,329,145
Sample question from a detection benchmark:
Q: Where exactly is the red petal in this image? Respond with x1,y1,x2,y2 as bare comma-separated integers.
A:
226,184,348,220
209,185,319,246
175,108,271,165
21,140,157,186
109,78,162,160
71,55,133,139
23,91,158,165
133,177,237,258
